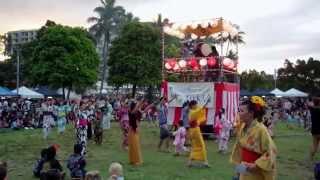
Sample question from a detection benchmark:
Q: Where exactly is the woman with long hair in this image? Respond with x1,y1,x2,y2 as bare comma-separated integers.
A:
128,99,143,166
187,100,209,167
230,96,277,180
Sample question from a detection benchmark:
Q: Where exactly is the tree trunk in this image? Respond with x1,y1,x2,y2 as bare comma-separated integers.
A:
99,32,109,96
62,87,65,100
146,85,153,101
132,84,137,98
67,88,71,100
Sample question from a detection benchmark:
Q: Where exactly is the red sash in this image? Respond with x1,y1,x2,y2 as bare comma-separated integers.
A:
241,148,261,163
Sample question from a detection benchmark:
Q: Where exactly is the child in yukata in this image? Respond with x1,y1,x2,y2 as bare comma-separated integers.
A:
173,121,188,156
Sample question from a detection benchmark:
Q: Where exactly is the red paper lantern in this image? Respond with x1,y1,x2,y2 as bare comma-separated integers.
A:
168,59,177,68
207,57,217,67
173,64,180,71
165,59,177,70
193,65,200,71
187,58,198,68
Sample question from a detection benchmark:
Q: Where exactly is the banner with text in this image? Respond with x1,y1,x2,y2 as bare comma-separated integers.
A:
168,82,215,108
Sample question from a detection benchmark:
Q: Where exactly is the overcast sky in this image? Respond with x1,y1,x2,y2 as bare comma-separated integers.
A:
0,0,319,73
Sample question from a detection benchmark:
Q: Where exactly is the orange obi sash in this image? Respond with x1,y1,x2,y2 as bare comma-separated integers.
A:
241,148,261,163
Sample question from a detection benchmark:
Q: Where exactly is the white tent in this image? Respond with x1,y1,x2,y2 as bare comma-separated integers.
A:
283,88,308,97
11,86,44,99
56,88,82,99
270,88,286,97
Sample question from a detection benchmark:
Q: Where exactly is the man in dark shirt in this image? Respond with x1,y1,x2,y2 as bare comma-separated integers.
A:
309,97,320,160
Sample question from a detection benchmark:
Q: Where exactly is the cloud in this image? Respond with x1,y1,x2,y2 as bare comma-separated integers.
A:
239,0,320,73
0,0,319,73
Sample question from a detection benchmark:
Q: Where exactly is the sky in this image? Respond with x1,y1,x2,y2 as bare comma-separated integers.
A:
0,0,319,73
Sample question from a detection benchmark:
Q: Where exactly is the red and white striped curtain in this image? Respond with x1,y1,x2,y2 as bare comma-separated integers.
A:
161,81,239,128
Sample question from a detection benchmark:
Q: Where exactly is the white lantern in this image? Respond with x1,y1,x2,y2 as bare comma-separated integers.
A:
230,28,238,37
222,31,229,38
179,23,188,30
172,23,179,30
211,19,218,27
201,21,209,28
178,59,187,68
191,33,198,40
199,58,207,66
211,33,219,39
223,58,233,67
177,32,185,39
173,63,180,71
191,22,199,29
165,62,172,70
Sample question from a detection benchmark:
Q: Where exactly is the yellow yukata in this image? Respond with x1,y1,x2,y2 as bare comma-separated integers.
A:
230,120,277,180
188,105,207,162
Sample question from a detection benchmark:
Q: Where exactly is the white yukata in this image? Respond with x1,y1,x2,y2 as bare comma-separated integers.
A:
102,102,113,129
218,114,232,152
42,104,55,139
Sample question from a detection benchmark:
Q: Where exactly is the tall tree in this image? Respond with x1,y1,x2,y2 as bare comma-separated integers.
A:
0,59,16,87
25,25,99,99
87,0,138,95
108,22,161,97
277,57,320,94
240,70,273,91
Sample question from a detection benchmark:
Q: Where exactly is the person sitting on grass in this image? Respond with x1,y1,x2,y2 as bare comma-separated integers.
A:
40,168,64,180
67,144,87,179
33,144,63,178
85,171,101,180
0,161,7,180
108,162,124,180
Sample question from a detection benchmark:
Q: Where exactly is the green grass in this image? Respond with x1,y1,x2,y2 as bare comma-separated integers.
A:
0,121,316,180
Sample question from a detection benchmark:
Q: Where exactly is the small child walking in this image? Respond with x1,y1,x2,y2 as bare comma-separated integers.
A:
173,121,187,156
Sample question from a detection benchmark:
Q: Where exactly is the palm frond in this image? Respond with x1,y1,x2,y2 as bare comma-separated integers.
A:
87,17,99,23
94,6,106,15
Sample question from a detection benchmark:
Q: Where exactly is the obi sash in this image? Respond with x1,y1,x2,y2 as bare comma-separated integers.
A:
77,119,88,127
241,147,261,163
189,120,198,128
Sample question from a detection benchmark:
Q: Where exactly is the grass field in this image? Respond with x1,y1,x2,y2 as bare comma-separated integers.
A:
0,121,316,180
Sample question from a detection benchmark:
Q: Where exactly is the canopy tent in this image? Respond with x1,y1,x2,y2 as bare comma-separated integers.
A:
283,88,308,97
33,87,62,97
240,89,252,97
251,89,274,96
270,88,286,97
57,88,81,99
11,86,44,99
0,87,17,96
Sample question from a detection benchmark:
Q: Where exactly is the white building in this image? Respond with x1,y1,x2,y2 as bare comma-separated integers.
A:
5,29,38,55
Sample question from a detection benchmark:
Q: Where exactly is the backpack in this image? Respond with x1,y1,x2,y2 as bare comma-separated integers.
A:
315,162,320,180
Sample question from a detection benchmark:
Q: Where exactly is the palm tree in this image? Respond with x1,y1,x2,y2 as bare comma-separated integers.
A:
213,24,245,56
87,0,137,95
